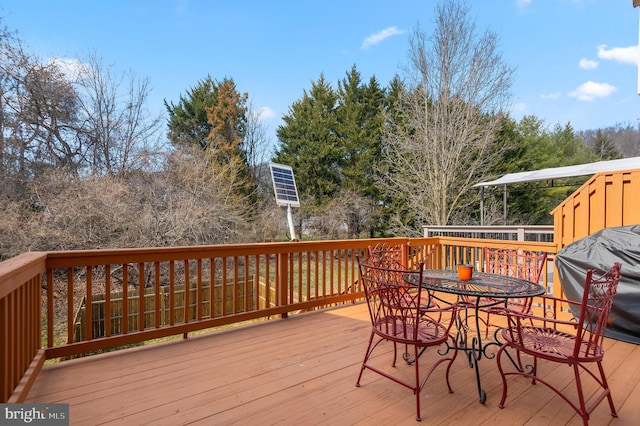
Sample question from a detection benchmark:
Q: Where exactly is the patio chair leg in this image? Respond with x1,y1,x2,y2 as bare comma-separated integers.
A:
530,357,538,384
573,361,617,423
392,341,398,367
496,343,509,409
573,363,589,425
444,333,458,394
597,361,618,418
356,331,375,387
414,345,422,421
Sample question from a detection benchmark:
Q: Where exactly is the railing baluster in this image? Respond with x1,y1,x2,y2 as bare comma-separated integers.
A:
66,268,73,344
183,259,189,324
196,259,203,321
138,262,145,332
232,256,238,315
154,262,160,328
244,255,250,313
221,257,228,316
122,264,128,334
47,270,54,348
169,260,175,326
305,251,313,300
105,265,112,337
86,267,92,340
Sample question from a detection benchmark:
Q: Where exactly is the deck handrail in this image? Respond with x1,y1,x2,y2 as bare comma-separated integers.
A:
1,237,557,403
0,252,48,403
423,225,554,242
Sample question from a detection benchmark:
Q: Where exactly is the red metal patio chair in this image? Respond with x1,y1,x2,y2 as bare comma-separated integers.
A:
356,255,459,422
368,243,439,312
478,247,547,337
496,262,622,425
368,243,407,269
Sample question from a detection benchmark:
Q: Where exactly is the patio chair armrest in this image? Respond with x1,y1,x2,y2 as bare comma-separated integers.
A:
504,294,580,330
421,301,461,333
484,305,514,316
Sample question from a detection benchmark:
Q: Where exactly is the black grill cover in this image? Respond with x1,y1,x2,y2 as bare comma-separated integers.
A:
556,225,640,345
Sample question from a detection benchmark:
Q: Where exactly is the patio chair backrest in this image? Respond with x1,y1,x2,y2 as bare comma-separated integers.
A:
368,243,407,269
357,255,425,341
574,262,622,358
484,247,547,283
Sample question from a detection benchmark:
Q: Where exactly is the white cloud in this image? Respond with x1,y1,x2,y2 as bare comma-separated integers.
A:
597,44,639,65
578,58,598,69
568,81,617,101
361,26,405,50
47,56,86,80
258,106,276,121
540,91,561,100
516,0,532,9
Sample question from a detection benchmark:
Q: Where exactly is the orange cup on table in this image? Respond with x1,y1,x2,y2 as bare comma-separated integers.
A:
457,264,473,281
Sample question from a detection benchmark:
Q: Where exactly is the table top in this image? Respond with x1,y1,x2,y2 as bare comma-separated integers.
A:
404,269,545,299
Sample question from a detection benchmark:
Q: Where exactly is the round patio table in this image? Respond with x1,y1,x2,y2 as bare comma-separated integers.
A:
404,269,545,404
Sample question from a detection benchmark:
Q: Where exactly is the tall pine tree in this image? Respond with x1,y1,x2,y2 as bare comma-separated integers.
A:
274,74,341,212
335,66,387,237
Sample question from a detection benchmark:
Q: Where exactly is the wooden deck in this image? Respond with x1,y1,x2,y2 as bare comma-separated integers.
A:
26,302,640,425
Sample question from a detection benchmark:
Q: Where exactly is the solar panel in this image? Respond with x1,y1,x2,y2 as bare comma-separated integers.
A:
269,163,300,207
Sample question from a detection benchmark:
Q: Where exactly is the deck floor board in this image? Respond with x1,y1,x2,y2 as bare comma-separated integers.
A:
26,302,640,425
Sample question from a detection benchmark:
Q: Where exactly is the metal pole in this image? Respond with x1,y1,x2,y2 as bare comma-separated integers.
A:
503,184,507,225
287,204,297,241
638,5,640,94
480,186,485,226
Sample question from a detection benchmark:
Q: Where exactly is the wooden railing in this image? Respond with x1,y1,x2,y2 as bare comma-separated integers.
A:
0,237,557,403
0,252,48,403
432,236,556,294
423,225,554,242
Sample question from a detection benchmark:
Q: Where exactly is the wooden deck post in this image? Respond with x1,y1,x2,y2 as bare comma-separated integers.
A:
277,252,289,318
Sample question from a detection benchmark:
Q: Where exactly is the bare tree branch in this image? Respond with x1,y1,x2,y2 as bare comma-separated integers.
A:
379,1,515,229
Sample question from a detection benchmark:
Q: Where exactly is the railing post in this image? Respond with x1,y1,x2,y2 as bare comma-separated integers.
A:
277,252,289,318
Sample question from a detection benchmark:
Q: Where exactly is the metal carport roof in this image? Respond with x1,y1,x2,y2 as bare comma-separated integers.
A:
474,157,640,188
473,156,640,225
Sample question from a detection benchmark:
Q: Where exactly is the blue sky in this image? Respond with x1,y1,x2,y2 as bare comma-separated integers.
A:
1,0,639,150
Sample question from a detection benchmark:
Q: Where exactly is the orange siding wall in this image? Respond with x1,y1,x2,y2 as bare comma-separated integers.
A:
551,168,640,250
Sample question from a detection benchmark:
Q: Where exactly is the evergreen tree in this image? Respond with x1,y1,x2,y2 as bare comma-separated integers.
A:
375,76,413,235
491,118,600,225
549,122,596,167
165,76,256,215
501,116,556,225
205,78,256,203
274,74,341,213
205,78,248,165
591,129,621,160
335,66,386,237
165,76,219,149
